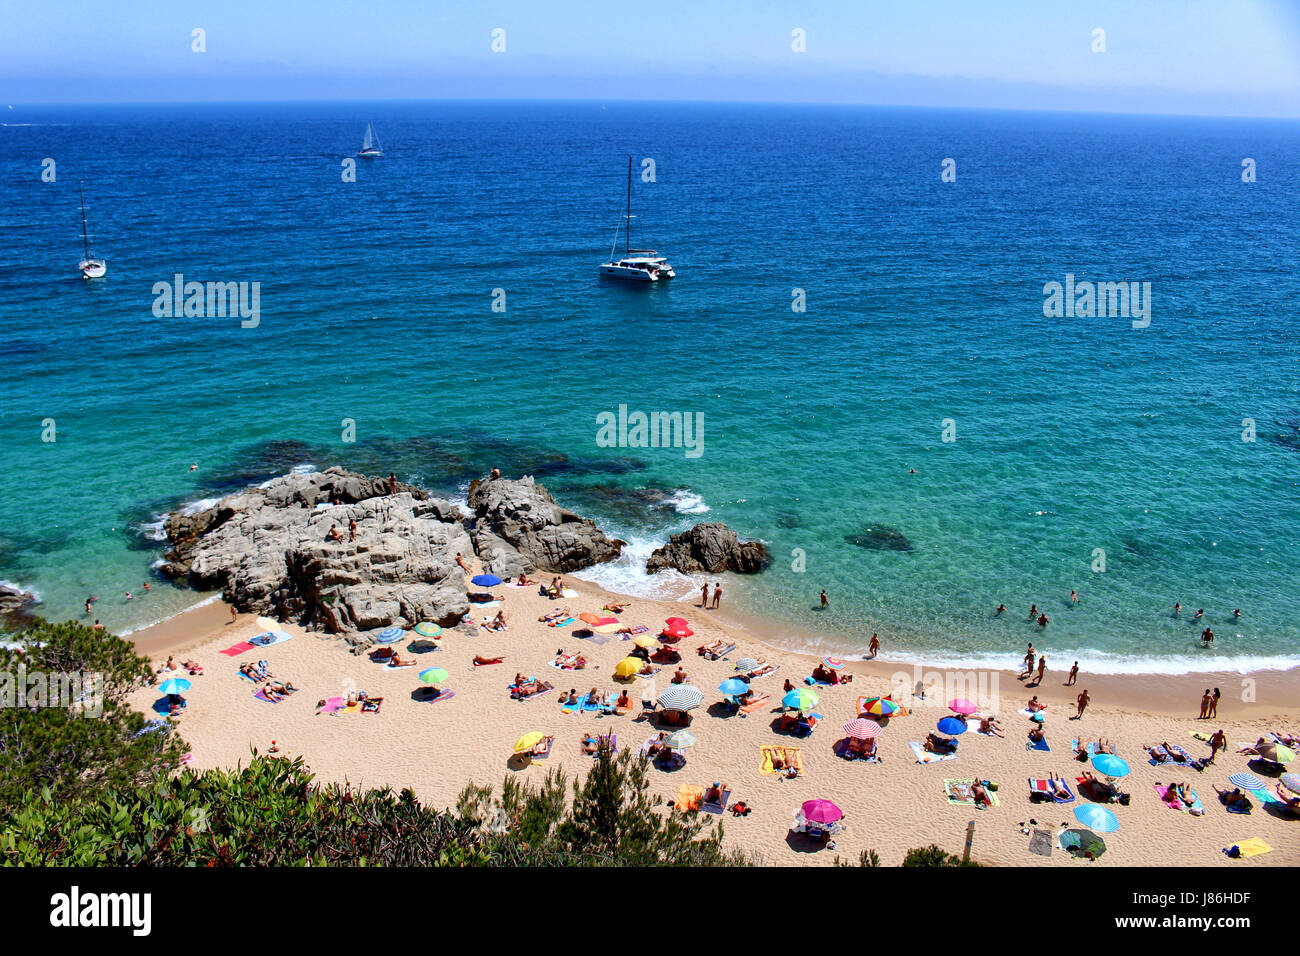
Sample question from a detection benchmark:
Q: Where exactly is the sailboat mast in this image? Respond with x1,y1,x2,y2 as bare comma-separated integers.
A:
625,155,632,258
79,181,90,260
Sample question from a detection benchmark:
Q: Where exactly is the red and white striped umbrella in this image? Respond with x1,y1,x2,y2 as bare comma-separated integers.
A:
841,718,882,739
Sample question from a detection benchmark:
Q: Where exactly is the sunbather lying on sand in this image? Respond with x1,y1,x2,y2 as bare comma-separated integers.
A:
539,607,570,624
266,680,297,696
924,732,957,754
1044,772,1071,800
1237,737,1270,756
581,734,599,755
1164,782,1193,807
473,655,505,666
389,652,417,667
1215,786,1252,812
1081,771,1118,801
979,716,1004,737
1275,784,1300,811
1271,731,1299,748
968,779,993,808
240,662,268,681
529,734,553,756
602,603,629,614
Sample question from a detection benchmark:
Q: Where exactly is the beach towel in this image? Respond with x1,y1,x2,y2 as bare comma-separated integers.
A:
626,625,650,635
1018,708,1047,720
909,741,958,764
747,663,779,679
674,784,704,811
1026,737,1051,752
700,642,736,661
237,669,261,683
596,734,617,753
562,693,604,714
320,696,346,713
512,680,554,701
832,738,879,761
361,697,384,714
546,618,576,628
945,778,1000,808
1153,784,1203,814
1028,829,1054,857
760,746,803,775
579,633,611,646
1146,744,1189,766
219,641,256,657
254,689,282,704
702,789,731,815
804,675,834,686
1249,786,1285,806
248,630,294,648
739,694,771,715
1229,838,1272,858
421,690,456,705
1029,778,1076,804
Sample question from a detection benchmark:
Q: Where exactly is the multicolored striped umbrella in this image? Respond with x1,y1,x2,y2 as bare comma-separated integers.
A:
1229,772,1266,791
841,718,882,740
374,626,405,644
418,667,448,685
783,688,820,711
734,657,760,672
801,799,843,825
657,685,703,711
413,622,442,638
949,698,978,715
1280,773,1300,795
821,657,846,670
159,678,192,695
859,696,902,718
664,730,696,750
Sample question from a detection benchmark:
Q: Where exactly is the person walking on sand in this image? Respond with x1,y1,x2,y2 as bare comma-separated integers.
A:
700,582,710,608
229,605,238,625
1208,728,1226,763
1198,688,1211,720
868,633,880,658
820,590,829,608
1066,661,1078,686
711,582,722,609
1209,687,1220,718
1020,646,1035,679
1034,656,1046,685
1072,689,1089,720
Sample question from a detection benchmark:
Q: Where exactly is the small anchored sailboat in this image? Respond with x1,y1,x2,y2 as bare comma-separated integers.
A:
77,182,106,279
358,121,383,158
599,156,674,282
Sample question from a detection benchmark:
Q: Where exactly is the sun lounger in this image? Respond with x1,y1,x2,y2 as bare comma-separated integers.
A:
702,789,731,814
1029,777,1075,803
674,784,705,811
759,746,803,776
909,741,959,764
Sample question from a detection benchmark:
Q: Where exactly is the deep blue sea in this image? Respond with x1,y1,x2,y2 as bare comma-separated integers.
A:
1,100,1297,674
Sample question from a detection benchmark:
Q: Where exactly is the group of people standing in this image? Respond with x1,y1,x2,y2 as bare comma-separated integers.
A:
700,581,723,609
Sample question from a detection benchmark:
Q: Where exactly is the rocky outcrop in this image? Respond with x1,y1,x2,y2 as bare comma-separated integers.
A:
161,468,472,632
468,475,624,573
0,583,38,624
646,523,770,575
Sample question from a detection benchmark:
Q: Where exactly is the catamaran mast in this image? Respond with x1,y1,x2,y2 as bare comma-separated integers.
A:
625,155,632,258
79,181,90,260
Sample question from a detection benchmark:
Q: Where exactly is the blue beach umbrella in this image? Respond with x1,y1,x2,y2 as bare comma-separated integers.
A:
1229,772,1266,791
937,716,968,736
1091,754,1130,779
718,678,749,697
1074,804,1120,833
471,574,503,587
374,626,405,644
158,678,192,696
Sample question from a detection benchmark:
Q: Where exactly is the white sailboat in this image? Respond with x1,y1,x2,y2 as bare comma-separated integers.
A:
599,156,674,282
77,182,106,279
358,121,383,158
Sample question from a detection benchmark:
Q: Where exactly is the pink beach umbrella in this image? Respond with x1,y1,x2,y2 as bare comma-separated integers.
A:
949,698,978,716
841,718,882,740
800,799,843,825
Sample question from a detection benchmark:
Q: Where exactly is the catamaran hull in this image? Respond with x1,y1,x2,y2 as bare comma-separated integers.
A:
600,265,657,282
358,149,382,158
79,259,106,279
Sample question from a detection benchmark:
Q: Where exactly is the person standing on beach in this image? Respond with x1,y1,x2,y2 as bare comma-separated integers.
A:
700,582,710,608
868,634,880,657
1198,689,1211,720
1208,728,1226,763
1209,687,1220,718
711,582,722,609
1072,689,1089,720
820,590,829,608
1066,661,1078,686
1020,645,1035,678
1034,656,1046,685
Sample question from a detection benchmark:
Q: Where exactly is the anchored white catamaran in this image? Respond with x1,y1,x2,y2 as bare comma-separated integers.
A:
600,156,674,282
77,182,106,279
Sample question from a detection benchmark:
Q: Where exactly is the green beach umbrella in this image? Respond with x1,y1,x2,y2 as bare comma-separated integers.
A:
418,667,449,685
782,688,820,711
414,622,442,638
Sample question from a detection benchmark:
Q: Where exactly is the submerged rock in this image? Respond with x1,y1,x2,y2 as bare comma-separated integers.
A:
646,523,770,574
845,526,913,552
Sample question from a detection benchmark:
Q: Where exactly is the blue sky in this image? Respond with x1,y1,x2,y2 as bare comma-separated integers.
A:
4,0,1300,115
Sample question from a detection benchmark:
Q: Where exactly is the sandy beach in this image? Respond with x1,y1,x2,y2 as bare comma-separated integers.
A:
129,571,1300,867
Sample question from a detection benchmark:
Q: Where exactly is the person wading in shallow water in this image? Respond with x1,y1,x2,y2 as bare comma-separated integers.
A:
700,582,710,608
820,590,829,608
711,582,722,609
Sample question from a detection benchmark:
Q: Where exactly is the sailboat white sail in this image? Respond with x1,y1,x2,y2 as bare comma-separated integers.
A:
358,122,383,158
77,182,106,279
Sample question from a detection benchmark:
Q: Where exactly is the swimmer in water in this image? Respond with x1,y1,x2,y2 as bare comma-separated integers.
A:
1173,602,1182,615
995,604,1006,615
1037,613,1049,627
820,590,829,608
1070,590,1079,605
1195,608,1204,620
189,462,198,471
1028,604,1038,619
1233,608,1241,619
1201,627,1214,644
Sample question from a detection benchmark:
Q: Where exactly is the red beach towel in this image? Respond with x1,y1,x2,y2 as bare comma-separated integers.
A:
220,642,256,657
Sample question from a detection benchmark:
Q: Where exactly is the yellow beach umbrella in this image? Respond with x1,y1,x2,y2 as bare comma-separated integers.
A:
514,731,545,753
632,634,657,648
614,657,642,679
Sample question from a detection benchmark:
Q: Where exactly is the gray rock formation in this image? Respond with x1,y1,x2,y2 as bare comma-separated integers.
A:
161,467,472,632
645,522,770,574
0,583,38,623
467,475,624,573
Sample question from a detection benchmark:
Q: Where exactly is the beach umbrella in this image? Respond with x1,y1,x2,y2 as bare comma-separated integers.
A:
860,696,901,718
1257,742,1295,765
413,622,442,638
1059,828,1108,859
937,716,968,736
614,657,643,679
513,731,545,753
578,612,602,625
1091,754,1131,779
949,698,978,715
418,667,448,685
1073,804,1120,833
657,685,703,712
374,626,405,644
1229,772,1266,791
664,730,696,750
665,617,689,626
718,678,749,696
632,634,658,648
783,688,820,711
734,657,760,672
822,657,846,671
471,574,503,586
842,718,882,740
662,623,693,639
1280,773,1300,795
800,799,843,825
158,678,192,695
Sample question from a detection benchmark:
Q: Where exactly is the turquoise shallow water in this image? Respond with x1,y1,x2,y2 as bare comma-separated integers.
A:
0,101,1297,673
